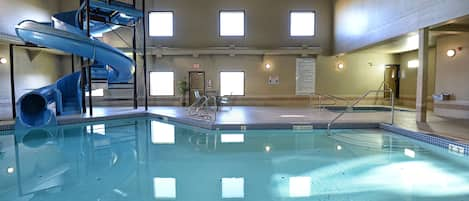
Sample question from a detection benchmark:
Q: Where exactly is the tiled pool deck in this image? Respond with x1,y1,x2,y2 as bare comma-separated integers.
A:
1,106,469,154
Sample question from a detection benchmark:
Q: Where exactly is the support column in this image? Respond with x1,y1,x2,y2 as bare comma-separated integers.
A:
86,0,93,116
142,0,148,110
132,0,138,109
9,44,16,118
416,28,429,123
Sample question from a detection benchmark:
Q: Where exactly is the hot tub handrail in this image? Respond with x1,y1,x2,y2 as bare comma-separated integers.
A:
309,92,349,110
327,88,395,134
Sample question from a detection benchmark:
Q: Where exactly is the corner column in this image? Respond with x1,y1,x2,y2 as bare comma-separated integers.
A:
416,28,429,122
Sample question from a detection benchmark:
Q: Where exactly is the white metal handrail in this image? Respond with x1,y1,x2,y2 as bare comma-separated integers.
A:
327,88,395,134
309,92,349,110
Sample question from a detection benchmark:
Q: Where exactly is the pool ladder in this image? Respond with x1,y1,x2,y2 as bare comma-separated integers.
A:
327,88,395,134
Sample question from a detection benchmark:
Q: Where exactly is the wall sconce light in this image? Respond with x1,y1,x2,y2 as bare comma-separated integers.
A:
0,57,7,64
265,63,271,69
337,62,344,70
446,49,456,57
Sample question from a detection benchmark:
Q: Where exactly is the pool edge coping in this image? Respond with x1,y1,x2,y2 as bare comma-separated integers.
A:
1,111,468,155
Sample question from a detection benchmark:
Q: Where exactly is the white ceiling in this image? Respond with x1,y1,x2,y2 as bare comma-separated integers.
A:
358,15,469,54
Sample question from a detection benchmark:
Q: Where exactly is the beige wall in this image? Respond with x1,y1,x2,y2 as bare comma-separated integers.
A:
0,44,69,120
145,0,333,53
140,51,398,106
433,33,469,118
12,48,70,101
0,0,61,37
334,0,469,54
0,44,13,120
316,52,398,96
397,49,436,108
435,34,469,100
399,48,436,99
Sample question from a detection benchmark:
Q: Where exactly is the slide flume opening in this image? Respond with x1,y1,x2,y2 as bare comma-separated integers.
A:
19,94,51,127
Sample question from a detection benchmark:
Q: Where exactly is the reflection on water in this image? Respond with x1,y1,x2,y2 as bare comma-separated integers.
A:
151,121,175,144
153,177,176,199
0,118,469,201
221,177,244,198
220,133,244,143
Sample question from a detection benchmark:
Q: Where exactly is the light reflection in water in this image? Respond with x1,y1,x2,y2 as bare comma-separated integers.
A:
153,177,176,199
151,121,175,144
222,177,244,198
289,176,312,197
220,134,245,143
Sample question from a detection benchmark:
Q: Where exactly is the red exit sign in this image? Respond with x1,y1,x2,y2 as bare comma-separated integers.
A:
192,63,200,69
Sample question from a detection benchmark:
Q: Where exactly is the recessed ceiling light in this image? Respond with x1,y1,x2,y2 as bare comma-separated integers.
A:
0,57,7,64
265,63,271,69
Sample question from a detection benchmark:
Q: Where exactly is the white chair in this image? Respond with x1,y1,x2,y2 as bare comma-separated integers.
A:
218,92,232,111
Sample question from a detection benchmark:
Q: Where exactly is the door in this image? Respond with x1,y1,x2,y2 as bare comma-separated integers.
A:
384,65,400,99
189,71,205,105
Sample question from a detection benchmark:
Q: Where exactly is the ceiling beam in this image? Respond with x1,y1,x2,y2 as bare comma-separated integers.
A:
431,24,469,32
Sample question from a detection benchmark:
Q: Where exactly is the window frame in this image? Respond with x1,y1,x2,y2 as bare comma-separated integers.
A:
219,71,246,96
218,10,247,38
289,10,316,37
149,71,175,96
148,10,175,38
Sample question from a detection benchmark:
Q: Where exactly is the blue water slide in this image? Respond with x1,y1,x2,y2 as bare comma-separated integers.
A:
15,0,141,128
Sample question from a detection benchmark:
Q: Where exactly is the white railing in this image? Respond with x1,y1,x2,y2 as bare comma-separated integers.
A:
309,92,349,110
327,88,395,134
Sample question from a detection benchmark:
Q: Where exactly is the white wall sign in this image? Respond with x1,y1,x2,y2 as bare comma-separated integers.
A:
296,58,316,95
268,75,279,85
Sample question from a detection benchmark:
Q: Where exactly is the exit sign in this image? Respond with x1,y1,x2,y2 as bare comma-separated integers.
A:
192,63,200,69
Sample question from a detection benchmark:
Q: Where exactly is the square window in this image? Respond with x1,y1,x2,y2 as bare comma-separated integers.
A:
222,177,244,198
153,177,176,199
149,11,174,37
290,11,315,36
220,72,244,96
220,11,245,36
151,121,175,144
150,72,174,96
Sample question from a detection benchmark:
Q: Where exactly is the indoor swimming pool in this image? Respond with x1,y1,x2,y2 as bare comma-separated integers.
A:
1,118,469,201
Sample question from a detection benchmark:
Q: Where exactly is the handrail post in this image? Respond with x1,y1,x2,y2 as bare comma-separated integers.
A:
318,95,322,111
391,89,395,125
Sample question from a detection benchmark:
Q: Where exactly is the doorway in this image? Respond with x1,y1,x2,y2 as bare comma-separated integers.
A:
189,71,205,105
384,64,400,99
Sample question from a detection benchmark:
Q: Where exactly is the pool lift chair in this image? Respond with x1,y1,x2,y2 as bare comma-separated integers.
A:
187,90,216,120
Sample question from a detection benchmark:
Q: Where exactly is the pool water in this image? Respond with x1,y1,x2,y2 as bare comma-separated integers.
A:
1,118,469,201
